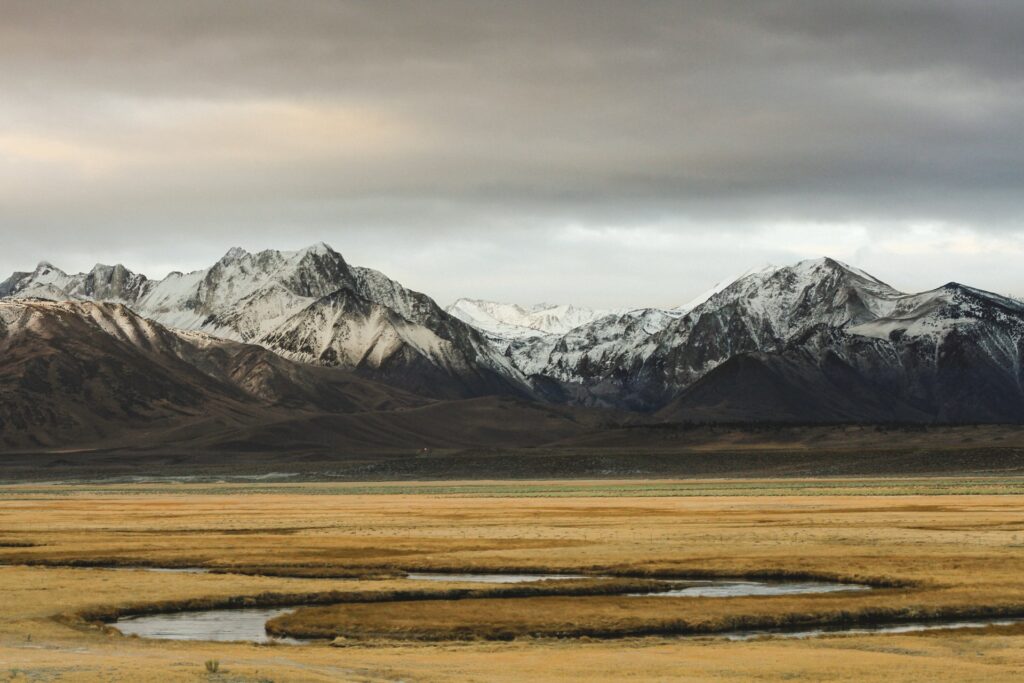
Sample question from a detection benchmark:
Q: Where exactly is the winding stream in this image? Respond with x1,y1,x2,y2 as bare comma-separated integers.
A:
633,581,870,597
405,572,588,583
726,618,1024,641
107,574,1017,644
116,607,302,643
112,577,870,643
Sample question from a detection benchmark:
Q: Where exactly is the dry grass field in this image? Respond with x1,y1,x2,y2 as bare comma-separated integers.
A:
1,479,1024,681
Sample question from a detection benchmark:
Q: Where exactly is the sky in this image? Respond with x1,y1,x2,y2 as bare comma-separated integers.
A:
1,0,1023,308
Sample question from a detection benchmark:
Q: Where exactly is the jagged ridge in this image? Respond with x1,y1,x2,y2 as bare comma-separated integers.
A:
0,244,527,400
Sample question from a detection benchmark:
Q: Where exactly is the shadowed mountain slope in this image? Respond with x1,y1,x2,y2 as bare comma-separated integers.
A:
0,245,527,400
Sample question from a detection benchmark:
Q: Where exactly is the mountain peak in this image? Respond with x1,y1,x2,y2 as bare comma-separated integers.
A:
221,246,249,262
299,241,335,256
34,260,61,274
89,262,130,274
447,298,614,341
790,256,891,286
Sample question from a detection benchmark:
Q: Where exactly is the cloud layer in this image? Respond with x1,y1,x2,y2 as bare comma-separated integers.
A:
2,1,1022,305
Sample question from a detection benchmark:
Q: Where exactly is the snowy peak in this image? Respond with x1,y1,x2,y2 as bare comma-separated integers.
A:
0,243,528,399
498,256,1024,414
34,260,62,275
0,261,75,300
73,263,149,303
846,281,1024,342
219,246,249,262
694,258,1024,347
446,298,615,341
688,256,906,336
5,250,1021,415
672,263,781,314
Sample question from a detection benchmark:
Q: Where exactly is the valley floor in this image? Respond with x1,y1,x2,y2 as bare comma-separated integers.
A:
4,424,1024,483
1,480,1024,681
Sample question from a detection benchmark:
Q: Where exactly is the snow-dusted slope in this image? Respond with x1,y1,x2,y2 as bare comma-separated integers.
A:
0,298,434,448
5,251,1023,420
670,264,774,315
446,299,615,342
661,281,1024,423
0,244,527,399
507,257,1024,416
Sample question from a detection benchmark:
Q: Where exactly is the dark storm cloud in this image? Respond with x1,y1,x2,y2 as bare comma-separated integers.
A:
0,1,1022,306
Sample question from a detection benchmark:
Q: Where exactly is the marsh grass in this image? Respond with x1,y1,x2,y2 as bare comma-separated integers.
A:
264,594,1024,642
5,483,1024,680
70,579,685,629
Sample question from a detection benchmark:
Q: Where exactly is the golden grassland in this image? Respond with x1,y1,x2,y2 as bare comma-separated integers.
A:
1,480,1024,680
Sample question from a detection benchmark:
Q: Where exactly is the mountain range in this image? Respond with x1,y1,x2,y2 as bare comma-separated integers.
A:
2,245,1023,451
0,244,522,400
446,299,615,346
508,258,1024,422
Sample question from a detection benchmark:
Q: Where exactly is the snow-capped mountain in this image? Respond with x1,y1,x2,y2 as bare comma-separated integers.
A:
669,264,774,315
0,244,527,399
4,251,1022,423
509,257,1024,420
446,299,615,344
0,298,602,451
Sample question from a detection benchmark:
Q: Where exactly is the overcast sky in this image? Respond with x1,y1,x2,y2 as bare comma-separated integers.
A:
2,1,1022,307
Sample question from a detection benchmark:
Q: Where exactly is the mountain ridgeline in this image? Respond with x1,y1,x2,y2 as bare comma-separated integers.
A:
503,258,1024,422
661,281,1024,423
2,247,1023,451
0,244,523,400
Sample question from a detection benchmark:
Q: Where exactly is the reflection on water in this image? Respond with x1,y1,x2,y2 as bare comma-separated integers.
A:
406,572,587,583
727,618,1024,640
104,566,210,574
113,599,1021,644
115,607,301,643
633,581,871,598
114,575,1015,645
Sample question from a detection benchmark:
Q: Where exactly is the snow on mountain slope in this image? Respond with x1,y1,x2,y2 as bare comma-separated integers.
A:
847,283,1024,342
682,257,906,339
446,299,615,342
509,308,679,378
0,244,528,399
661,285,1024,423
507,257,1024,416
5,249,1022,420
671,264,774,314
0,298,431,448
0,262,75,301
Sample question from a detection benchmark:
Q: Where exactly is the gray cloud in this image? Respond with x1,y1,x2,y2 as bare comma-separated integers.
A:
1,1,1022,306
